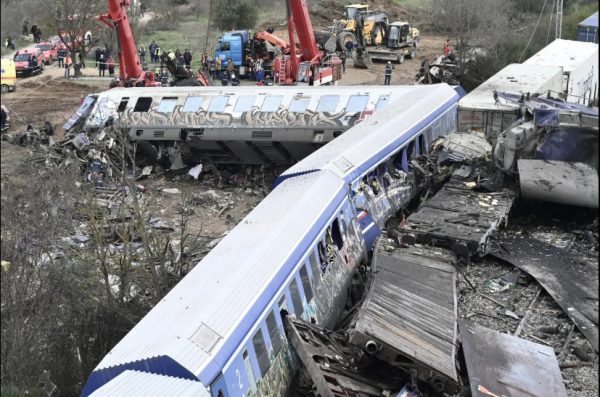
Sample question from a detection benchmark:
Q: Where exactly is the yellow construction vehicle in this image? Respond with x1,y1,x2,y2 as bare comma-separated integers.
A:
333,4,389,50
368,21,420,64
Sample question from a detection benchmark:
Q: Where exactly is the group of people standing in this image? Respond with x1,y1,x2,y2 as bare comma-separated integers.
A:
94,48,115,77
144,41,193,70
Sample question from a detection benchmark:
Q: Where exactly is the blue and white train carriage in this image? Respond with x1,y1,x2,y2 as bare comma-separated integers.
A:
66,86,418,166
82,84,459,397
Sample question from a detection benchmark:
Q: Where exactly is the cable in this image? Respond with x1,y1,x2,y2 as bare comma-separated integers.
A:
545,0,555,45
518,0,549,63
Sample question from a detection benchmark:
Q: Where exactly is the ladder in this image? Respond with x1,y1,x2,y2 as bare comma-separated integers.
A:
277,57,286,84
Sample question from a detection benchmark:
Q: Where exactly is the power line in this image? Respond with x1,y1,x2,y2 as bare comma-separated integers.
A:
545,0,555,45
518,0,549,63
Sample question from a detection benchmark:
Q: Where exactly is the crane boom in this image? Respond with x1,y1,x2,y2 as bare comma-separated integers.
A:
98,0,160,86
288,0,320,62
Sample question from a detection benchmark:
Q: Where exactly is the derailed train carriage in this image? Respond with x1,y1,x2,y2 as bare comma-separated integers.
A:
65,86,421,166
82,84,459,397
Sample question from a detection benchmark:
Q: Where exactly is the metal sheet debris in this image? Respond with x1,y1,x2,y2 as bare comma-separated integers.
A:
284,317,407,397
349,243,460,393
459,320,567,397
491,237,599,352
518,160,599,208
401,177,516,257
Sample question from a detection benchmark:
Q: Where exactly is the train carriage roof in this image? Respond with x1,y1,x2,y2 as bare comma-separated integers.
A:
84,171,346,395
278,84,459,184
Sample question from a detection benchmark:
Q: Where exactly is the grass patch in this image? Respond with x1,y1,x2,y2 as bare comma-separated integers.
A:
391,0,426,10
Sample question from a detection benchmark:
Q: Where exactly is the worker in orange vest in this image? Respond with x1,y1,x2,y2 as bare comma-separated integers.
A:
64,54,73,78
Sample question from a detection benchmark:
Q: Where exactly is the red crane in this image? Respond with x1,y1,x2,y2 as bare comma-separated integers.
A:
279,0,342,85
97,0,160,86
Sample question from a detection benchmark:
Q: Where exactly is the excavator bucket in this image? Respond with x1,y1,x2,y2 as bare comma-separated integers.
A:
353,47,372,69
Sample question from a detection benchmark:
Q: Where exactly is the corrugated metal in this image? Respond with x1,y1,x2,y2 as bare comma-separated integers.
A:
92,171,346,385
458,64,563,111
89,370,210,397
280,84,459,180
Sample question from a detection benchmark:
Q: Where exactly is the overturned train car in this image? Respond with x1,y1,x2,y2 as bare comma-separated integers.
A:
82,84,459,397
65,86,421,166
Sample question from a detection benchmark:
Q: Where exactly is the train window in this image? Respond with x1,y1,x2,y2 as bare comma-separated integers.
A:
266,311,283,355
183,96,203,112
417,134,426,155
117,97,129,112
134,97,152,112
345,95,369,113
375,95,390,110
242,349,257,389
289,277,304,317
309,251,321,284
208,96,230,112
252,328,270,376
234,95,256,112
317,240,326,272
288,98,310,113
316,95,339,113
278,294,289,319
157,97,178,113
299,265,314,303
261,95,283,112
331,219,343,250
289,98,310,113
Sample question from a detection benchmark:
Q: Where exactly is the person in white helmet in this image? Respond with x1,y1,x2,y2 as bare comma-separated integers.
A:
384,61,393,85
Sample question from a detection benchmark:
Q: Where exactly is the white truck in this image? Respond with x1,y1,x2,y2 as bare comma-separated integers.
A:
457,63,563,143
523,39,598,106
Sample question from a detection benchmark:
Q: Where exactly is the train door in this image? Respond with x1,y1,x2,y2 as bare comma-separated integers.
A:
210,374,229,397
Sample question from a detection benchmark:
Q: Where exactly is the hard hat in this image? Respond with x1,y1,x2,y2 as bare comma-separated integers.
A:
387,61,391,64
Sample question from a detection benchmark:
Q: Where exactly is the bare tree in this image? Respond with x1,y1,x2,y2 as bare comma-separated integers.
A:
428,0,511,88
53,0,104,77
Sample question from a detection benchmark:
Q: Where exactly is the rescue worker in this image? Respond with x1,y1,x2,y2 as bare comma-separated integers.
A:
339,50,347,73
57,46,66,68
64,54,73,78
95,47,101,67
78,50,85,68
226,57,235,77
22,19,29,36
384,61,393,85
443,39,452,56
183,49,192,70
1,104,9,132
98,49,107,77
149,41,157,63
215,56,222,79
4,36,15,50
107,55,115,77
139,46,146,64
345,39,353,58
154,45,161,65
159,67,169,86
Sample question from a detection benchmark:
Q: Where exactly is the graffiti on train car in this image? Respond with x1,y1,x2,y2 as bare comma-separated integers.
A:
120,104,366,129
252,346,297,397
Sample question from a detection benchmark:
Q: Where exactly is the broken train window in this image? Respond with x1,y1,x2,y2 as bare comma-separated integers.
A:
265,310,284,356
133,97,152,112
299,264,314,304
289,276,304,318
252,327,270,376
117,97,129,112
331,218,343,250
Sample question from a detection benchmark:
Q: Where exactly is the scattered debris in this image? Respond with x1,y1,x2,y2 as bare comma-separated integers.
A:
348,243,460,394
491,237,599,352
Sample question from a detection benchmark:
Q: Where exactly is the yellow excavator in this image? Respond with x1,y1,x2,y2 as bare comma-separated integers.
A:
333,4,420,67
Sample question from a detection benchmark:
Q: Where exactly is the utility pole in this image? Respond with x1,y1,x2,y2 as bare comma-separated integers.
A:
555,0,563,39
204,0,213,55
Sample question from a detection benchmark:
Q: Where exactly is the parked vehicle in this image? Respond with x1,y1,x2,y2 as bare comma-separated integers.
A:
1,59,17,93
214,30,252,77
13,48,45,77
35,41,59,64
